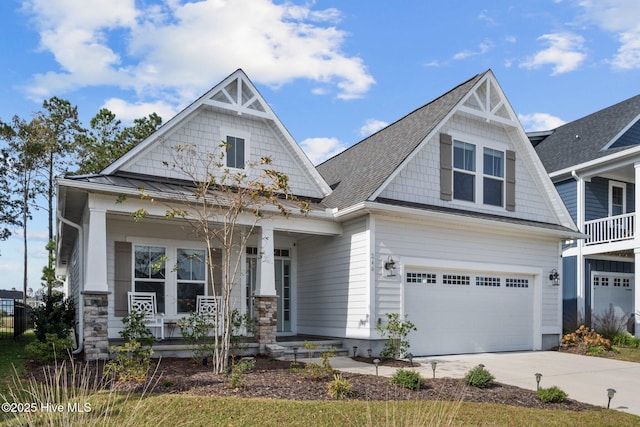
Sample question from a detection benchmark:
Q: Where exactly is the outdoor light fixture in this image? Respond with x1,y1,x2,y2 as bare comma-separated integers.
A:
292,347,298,363
384,256,396,276
407,353,413,367
549,269,560,286
373,359,380,376
367,348,372,358
353,346,358,358
607,388,616,409
535,373,542,391
431,361,438,379
478,364,485,369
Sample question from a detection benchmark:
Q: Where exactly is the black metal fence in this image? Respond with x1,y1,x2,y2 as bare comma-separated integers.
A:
0,299,33,339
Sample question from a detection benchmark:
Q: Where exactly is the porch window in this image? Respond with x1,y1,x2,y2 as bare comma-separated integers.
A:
176,248,206,313
134,245,166,313
453,140,475,202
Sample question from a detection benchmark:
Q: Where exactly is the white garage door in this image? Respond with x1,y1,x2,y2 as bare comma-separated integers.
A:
593,272,634,320
404,269,534,356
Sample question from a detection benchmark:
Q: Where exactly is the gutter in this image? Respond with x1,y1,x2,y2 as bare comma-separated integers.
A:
57,206,84,355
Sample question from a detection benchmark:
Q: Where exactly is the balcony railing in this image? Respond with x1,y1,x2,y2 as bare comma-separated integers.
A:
584,212,635,245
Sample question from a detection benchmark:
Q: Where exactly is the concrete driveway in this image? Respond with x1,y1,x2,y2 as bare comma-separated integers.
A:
331,351,640,416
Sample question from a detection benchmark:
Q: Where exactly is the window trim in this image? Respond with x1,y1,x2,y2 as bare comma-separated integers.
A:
451,136,507,208
220,127,250,170
608,180,626,217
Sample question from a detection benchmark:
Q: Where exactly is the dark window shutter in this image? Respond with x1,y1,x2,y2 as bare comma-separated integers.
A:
440,133,453,201
114,241,132,317
505,150,516,211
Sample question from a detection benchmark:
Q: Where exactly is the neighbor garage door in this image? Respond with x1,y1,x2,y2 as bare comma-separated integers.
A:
404,269,534,356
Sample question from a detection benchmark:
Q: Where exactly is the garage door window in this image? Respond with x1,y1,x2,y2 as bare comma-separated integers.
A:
406,272,436,284
443,274,470,285
476,276,500,287
505,278,529,288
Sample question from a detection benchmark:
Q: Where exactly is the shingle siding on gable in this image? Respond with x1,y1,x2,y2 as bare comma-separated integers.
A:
121,108,325,199
378,114,556,223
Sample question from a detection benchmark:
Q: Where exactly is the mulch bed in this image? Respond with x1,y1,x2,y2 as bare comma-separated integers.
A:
23,356,598,412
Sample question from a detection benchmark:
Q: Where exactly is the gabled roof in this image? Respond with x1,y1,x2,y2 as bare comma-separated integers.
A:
317,71,487,209
533,94,640,174
102,69,332,197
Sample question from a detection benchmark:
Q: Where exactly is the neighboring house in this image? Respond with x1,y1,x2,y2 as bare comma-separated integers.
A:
532,95,640,336
56,69,579,360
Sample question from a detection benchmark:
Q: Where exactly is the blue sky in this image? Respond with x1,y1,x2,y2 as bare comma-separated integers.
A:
1,0,640,292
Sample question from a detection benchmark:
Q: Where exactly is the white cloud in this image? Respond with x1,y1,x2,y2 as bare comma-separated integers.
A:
453,41,493,60
22,0,374,104
518,112,566,132
359,119,388,137
299,137,348,165
520,32,587,75
576,0,640,69
102,98,178,123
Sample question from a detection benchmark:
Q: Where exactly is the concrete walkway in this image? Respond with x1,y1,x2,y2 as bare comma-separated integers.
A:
328,351,640,416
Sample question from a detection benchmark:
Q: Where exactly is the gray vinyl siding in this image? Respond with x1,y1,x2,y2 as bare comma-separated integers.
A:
555,179,577,222
609,120,640,149
296,217,370,338
585,177,608,221
562,256,577,331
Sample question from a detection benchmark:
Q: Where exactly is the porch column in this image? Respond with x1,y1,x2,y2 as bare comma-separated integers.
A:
255,225,277,352
575,172,586,322
83,205,109,360
634,163,640,337
84,207,108,292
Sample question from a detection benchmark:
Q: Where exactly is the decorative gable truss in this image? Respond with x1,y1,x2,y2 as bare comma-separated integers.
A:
206,73,270,119
458,76,517,128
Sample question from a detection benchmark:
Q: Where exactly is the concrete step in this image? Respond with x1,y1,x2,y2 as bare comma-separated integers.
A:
277,339,349,360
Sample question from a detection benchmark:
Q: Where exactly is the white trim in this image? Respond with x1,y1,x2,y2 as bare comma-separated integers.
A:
550,145,640,179
608,180,627,216
220,126,251,170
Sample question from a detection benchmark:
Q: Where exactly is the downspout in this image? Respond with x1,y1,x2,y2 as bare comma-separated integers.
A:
57,210,84,355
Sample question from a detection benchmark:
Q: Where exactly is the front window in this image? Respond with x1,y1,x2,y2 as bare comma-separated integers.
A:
226,136,245,169
176,249,206,313
453,140,475,202
483,148,504,206
134,245,166,313
609,182,626,216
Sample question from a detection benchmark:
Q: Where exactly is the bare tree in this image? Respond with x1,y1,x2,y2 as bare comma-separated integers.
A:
132,142,308,373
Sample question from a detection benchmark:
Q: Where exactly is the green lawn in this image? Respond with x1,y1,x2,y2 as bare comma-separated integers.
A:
609,346,640,363
0,330,35,393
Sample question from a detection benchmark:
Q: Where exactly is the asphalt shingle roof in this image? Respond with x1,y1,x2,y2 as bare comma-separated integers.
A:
534,94,640,174
317,71,487,209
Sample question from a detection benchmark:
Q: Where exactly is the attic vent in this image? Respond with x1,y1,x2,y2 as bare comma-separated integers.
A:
329,181,341,190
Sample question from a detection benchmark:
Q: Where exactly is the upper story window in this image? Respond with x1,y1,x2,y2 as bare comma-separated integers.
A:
483,148,504,206
440,133,515,211
453,141,476,202
609,181,626,216
226,136,245,169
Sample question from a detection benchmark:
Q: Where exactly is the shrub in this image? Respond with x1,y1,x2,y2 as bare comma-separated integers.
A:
31,291,75,342
537,386,568,403
228,359,255,388
464,365,494,389
327,374,353,399
375,313,417,359
299,361,333,380
562,325,611,352
178,311,216,363
390,368,424,390
103,340,153,382
104,311,154,382
612,333,640,348
24,333,73,364
593,306,629,340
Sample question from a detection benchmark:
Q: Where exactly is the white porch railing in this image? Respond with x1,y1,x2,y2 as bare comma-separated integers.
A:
584,213,635,245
